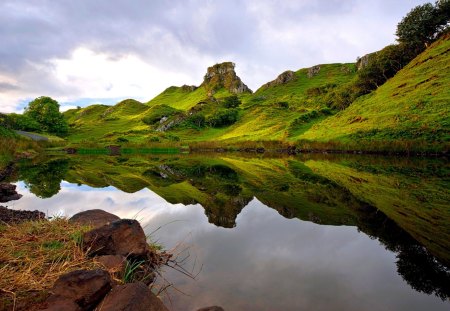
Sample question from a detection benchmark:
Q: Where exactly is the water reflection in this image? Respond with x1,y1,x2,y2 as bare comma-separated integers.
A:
4,154,450,310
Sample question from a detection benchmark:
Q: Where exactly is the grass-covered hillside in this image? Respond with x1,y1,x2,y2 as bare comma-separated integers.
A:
63,33,449,152
64,62,356,144
301,34,450,150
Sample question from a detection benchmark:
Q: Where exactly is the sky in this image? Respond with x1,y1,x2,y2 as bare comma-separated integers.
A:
0,0,428,113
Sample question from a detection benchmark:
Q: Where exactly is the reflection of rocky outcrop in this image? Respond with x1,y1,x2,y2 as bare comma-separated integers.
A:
201,62,252,96
203,196,252,228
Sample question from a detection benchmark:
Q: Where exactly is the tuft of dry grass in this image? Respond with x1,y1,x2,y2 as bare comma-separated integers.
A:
0,219,101,309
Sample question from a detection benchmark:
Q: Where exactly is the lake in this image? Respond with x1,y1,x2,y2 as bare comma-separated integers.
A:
4,153,450,310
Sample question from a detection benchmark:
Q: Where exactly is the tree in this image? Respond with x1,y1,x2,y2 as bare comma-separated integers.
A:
24,96,68,135
222,95,241,108
396,1,450,53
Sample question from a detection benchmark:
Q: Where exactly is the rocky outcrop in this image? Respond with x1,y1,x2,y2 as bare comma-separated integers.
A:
356,53,375,70
181,84,197,92
0,183,22,203
43,269,112,311
69,209,120,229
258,70,296,91
307,65,321,78
99,282,169,311
201,62,252,95
83,219,149,258
41,210,172,311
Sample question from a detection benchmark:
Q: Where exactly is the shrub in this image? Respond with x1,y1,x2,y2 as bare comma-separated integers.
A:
185,113,206,128
222,95,241,108
207,109,239,127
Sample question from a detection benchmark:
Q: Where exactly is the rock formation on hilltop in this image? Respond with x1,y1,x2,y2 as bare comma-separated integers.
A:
258,70,296,91
201,62,252,96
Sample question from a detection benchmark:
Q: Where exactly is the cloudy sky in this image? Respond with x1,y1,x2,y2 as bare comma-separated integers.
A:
0,0,427,113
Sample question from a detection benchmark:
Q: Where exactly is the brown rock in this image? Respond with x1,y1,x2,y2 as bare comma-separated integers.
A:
98,282,168,311
258,70,296,90
197,307,225,311
47,269,112,310
40,298,81,311
95,255,127,272
0,206,45,224
83,219,148,258
70,209,120,229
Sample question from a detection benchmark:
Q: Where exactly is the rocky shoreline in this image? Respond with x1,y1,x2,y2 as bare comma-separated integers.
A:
0,207,224,311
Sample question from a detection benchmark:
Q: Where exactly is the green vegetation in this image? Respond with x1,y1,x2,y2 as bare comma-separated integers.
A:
301,34,450,152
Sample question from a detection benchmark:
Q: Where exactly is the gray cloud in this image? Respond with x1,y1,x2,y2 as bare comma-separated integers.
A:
0,0,430,111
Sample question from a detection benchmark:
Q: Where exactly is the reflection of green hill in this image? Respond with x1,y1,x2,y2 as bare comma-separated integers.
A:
61,155,363,228
14,154,450,299
305,158,450,266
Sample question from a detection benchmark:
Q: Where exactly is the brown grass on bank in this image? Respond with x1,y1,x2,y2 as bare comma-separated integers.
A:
0,219,102,309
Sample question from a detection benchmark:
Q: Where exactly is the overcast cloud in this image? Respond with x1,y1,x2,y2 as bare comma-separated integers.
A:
0,0,428,112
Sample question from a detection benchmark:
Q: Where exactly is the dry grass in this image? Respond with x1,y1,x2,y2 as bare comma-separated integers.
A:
0,219,101,309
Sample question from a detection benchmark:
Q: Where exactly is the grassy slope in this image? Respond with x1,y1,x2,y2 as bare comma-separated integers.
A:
169,63,356,142
64,63,356,144
301,35,450,147
64,36,448,150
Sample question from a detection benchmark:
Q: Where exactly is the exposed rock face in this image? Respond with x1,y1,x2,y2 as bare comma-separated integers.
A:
0,183,22,203
69,209,120,229
99,282,169,311
307,65,321,78
181,84,197,92
45,269,112,311
356,53,374,70
201,62,252,95
258,70,296,90
83,219,149,258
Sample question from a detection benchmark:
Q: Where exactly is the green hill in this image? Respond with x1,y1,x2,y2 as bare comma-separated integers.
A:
301,34,450,150
63,34,449,151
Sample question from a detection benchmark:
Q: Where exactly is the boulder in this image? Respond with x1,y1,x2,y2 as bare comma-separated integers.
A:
69,209,120,229
41,298,81,311
46,269,112,310
83,219,148,258
95,255,127,272
0,206,45,224
197,307,225,311
98,282,169,311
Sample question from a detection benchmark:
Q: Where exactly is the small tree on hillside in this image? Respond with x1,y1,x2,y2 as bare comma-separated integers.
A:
396,1,450,52
24,96,68,135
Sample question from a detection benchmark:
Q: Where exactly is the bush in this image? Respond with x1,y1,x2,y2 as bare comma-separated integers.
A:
8,113,41,132
222,95,241,108
207,109,239,127
185,113,206,128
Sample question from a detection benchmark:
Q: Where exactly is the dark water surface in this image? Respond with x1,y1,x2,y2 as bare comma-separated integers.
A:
5,154,450,310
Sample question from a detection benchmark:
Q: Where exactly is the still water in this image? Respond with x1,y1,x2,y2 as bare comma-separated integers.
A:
5,154,450,310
